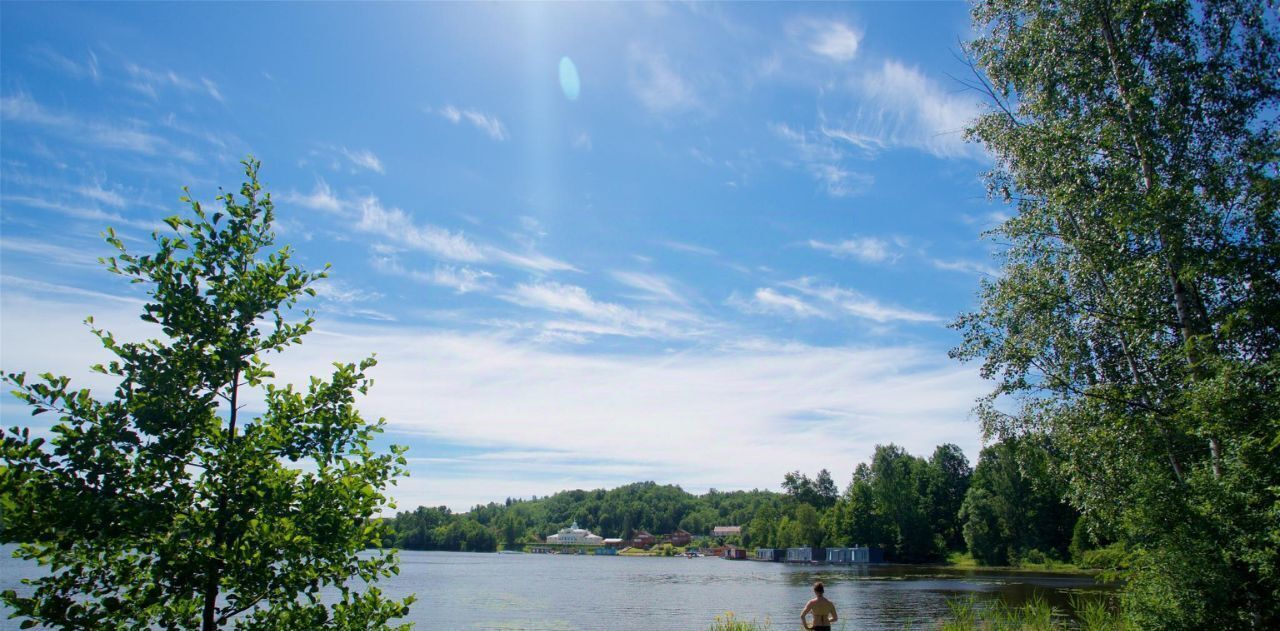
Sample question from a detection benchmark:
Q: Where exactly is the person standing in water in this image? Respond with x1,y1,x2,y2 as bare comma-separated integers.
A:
800,581,838,631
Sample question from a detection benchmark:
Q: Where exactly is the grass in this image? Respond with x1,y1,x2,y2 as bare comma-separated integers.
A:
939,595,1131,631
945,551,1086,574
707,612,772,631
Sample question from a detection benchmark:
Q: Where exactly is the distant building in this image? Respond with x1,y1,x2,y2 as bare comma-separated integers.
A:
754,548,785,562
545,521,604,546
667,528,693,546
712,526,741,537
785,547,826,563
630,530,656,549
829,546,882,564
602,538,626,549
723,546,747,560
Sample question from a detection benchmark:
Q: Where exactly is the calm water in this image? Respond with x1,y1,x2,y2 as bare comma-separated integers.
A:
0,547,1111,630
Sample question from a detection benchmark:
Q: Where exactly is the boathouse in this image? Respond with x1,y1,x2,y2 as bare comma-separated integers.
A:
785,547,826,563
754,548,784,562
825,546,885,564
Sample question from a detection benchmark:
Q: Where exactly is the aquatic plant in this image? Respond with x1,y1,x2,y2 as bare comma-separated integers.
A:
707,611,772,631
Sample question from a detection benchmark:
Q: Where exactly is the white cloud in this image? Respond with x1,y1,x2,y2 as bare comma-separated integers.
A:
356,196,486,262
825,60,984,160
611,271,685,304
372,255,496,294
311,278,383,304
432,105,508,141
0,288,985,510
659,240,718,256
628,44,700,113
124,63,223,103
812,163,874,197
784,278,944,324
0,92,74,127
771,122,874,197
791,19,861,62
340,147,384,174
280,187,576,274
77,183,126,208
932,258,1000,277
29,46,99,82
809,236,897,263
731,287,825,319
281,180,342,213
504,281,678,339
1,92,192,159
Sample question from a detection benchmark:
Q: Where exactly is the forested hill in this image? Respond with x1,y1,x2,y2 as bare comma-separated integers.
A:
382,439,1085,566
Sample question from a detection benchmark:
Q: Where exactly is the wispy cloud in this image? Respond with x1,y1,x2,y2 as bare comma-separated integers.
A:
125,62,224,103
772,122,873,197
371,255,496,294
356,196,486,262
281,180,343,213
823,60,983,160
611,270,686,305
503,281,701,341
790,18,862,62
931,258,999,277
340,147,384,174
280,185,576,274
431,105,509,141
809,236,898,264
785,278,943,324
730,287,825,319
733,278,942,324
77,183,126,208
628,44,700,113
28,46,100,82
311,278,383,304
659,240,718,257
1,92,194,160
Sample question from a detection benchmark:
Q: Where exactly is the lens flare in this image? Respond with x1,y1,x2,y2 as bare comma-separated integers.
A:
559,56,580,101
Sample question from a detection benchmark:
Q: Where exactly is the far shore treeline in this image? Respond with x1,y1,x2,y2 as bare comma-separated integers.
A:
382,438,1105,569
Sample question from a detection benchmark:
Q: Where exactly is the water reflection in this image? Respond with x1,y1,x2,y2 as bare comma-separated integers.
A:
0,548,1114,631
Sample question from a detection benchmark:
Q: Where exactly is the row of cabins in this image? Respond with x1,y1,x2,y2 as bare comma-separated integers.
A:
751,546,884,564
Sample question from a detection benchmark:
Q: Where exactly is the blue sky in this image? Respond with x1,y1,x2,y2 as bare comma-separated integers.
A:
1,2,1008,511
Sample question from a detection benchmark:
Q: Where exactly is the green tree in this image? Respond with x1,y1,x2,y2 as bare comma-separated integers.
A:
958,437,1075,565
926,443,972,550
870,444,941,562
957,0,1279,625
0,161,413,630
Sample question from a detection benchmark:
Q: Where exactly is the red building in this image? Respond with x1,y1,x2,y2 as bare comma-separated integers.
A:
630,530,656,549
668,528,693,546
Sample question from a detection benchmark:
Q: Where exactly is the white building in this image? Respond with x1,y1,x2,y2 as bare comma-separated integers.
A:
545,521,604,545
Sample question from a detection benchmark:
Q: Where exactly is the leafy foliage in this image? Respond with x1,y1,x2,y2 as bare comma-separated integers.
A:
959,437,1077,566
0,160,412,630
957,0,1279,625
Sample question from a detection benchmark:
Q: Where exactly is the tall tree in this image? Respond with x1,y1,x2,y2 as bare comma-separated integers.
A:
926,443,972,550
959,437,1075,565
870,444,942,562
956,0,1279,625
0,161,413,629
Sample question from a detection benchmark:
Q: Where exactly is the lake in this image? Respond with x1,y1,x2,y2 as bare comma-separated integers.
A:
0,548,1112,630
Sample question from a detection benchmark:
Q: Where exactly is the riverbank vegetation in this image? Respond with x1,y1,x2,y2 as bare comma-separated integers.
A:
381,438,1095,569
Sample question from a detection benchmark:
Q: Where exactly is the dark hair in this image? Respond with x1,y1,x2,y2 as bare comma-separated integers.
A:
813,581,824,594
